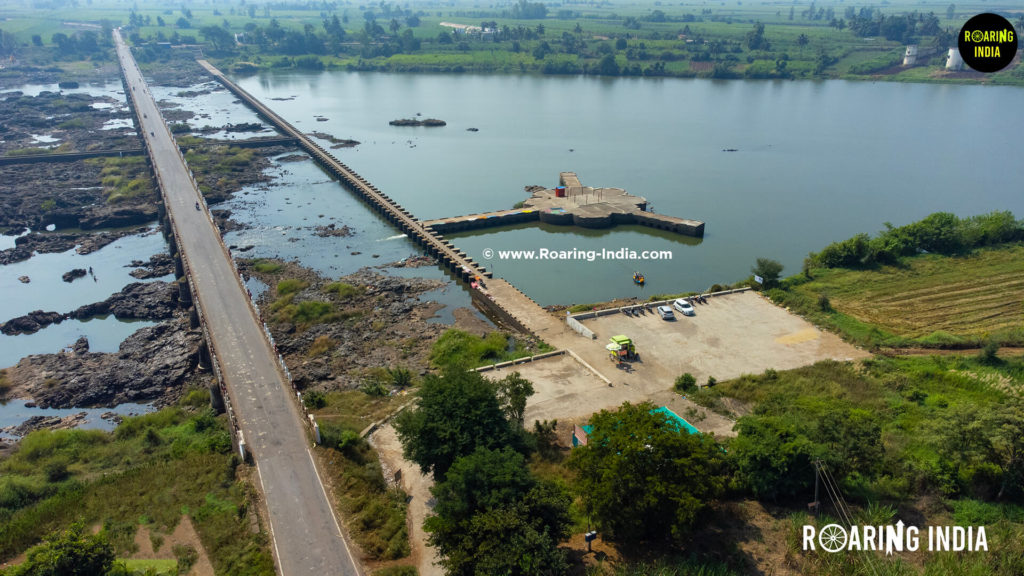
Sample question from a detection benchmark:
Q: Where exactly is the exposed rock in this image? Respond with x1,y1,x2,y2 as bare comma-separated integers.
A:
62,268,88,282
70,281,180,321
1,281,179,335
9,318,202,408
1,310,65,335
466,127,479,132
18,276,30,284
3,412,88,437
389,118,446,127
307,131,360,148
128,252,175,279
313,223,353,238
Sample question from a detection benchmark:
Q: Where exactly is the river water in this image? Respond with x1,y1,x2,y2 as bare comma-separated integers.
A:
232,71,1024,305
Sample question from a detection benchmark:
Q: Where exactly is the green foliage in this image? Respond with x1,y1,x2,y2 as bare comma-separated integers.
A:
2,522,114,576
386,366,413,388
323,282,363,299
568,402,727,542
373,567,418,576
303,390,327,410
718,357,1024,504
0,407,272,574
752,257,783,288
674,373,697,394
395,368,530,480
812,211,1023,269
429,329,529,369
319,423,410,560
251,259,283,274
426,447,571,576
57,118,87,129
495,372,534,425
275,278,307,296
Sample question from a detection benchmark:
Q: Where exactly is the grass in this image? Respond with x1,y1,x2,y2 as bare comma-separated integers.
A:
773,243,1024,348
308,335,337,358
0,394,274,574
276,278,307,296
251,259,283,274
324,282,363,299
429,329,536,369
116,558,178,574
317,421,410,561
84,156,155,204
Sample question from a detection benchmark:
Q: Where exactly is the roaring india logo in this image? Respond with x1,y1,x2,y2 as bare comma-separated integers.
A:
958,13,1018,73
802,521,988,554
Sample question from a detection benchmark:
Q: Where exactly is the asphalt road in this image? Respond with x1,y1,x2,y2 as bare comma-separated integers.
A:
114,31,362,576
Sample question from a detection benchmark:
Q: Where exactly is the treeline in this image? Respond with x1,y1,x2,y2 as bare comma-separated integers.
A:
810,211,1023,269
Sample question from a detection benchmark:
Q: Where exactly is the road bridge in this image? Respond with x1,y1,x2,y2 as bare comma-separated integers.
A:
114,30,362,576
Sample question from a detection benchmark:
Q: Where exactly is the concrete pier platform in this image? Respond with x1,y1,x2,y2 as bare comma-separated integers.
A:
423,172,704,237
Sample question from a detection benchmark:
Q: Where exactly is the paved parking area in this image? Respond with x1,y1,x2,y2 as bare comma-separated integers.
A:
513,291,868,434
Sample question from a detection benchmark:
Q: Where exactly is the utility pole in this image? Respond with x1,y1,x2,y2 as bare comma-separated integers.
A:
810,459,821,516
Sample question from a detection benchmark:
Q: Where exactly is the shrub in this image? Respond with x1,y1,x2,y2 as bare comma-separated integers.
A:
674,373,697,394
276,278,307,296
303,390,327,410
387,366,413,388
817,293,832,312
252,259,283,274
308,335,336,357
978,341,1001,365
324,282,363,299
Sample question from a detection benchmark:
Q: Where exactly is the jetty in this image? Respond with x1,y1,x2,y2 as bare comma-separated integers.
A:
423,172,705,237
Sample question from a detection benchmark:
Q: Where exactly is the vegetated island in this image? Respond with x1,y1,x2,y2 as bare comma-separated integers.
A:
389,118,446,127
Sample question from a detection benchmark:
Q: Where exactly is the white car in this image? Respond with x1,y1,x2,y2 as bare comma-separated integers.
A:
673,298,695,316
657,305,675,320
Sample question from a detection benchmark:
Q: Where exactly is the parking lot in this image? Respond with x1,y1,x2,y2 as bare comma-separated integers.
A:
517,290,868,433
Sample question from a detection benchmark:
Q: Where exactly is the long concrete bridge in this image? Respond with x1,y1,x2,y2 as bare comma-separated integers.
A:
114,30,362,576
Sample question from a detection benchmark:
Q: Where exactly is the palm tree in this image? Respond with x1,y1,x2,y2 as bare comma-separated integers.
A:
389,18,401,36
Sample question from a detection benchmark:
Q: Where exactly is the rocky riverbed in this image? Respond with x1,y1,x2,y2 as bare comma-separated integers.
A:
241,259,492,392
1,316,202,409
1,280,180,336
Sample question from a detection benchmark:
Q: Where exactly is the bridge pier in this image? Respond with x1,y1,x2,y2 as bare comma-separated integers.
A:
189,305,200,329
177,277,193,306
174,253,185,279
198,338,212,369
208,379,225,413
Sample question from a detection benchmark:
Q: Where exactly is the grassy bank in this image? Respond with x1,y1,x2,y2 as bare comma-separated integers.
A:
0,391,274,575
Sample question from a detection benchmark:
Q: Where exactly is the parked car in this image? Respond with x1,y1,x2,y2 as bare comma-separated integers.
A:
657,305,675,320
673,298,695,316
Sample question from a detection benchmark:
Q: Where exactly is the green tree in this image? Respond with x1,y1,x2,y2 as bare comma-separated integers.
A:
394,368,524,480
5,522,114,576
31,34,43,47
426,447,571,576
495,371,534,425
745,22,770,51
200,25,234,51
674,373,697,393
752,257,783,288
597,53,620,75
729,415,822,500
797,33,809,50
568,402,727,542
946,3,956,20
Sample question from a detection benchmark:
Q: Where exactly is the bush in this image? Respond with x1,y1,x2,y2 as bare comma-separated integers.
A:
324,282,363,299
978,341,1001,365
252,259,283,274
276,278,307,296
817,293,832,312
308,335,336,357
303,390,327,410
674,373,697,394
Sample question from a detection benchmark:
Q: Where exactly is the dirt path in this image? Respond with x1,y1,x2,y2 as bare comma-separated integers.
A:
132,516,215,576
369,423,442,576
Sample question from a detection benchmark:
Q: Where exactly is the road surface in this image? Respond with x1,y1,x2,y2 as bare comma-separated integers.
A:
113,30,362,576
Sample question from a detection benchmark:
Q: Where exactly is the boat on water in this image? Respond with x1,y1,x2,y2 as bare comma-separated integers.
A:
633,271,645,285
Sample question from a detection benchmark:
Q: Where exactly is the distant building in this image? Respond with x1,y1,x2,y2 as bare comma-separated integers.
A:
946,48,964,71
903,45,919,66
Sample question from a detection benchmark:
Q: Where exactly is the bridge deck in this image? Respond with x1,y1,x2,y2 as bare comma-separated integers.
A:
115,32,361,576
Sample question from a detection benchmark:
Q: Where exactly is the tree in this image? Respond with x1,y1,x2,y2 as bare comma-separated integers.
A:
176,17,191,29
495,372,534,425
674,373,697,393
395,368,526,480
569,402,727,542
31,34,43,47
751,257,783,288
200,25,234,51
797,33,809,49
426,447,571,576
5,522,114,576
946,4,956,20
597,53,620,75
729,415,822,500
745,21,770,51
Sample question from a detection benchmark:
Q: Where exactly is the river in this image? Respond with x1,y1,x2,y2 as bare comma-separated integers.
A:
231,71,1024,305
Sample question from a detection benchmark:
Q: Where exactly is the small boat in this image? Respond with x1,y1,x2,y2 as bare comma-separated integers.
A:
633,272,645,285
